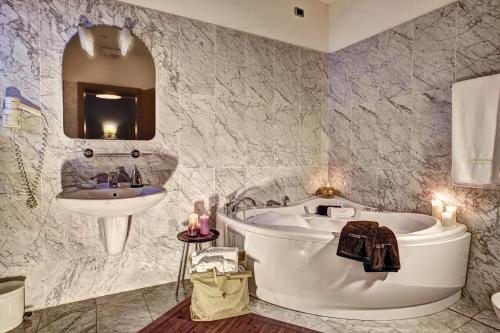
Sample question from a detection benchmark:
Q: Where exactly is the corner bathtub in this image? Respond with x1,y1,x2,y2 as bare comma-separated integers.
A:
216,197,471,320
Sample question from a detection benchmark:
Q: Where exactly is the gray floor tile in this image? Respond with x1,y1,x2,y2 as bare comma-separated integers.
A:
141,281,191,320
37,299,96,333
320,317,401,333
450,296,483,318
454,320,500,333
96,289,152,333
474,310,500,331
262,307,323,328
385,311,466,333
7,311,41,333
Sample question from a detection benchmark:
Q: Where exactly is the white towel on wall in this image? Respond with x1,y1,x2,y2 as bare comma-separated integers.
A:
452,73,500,187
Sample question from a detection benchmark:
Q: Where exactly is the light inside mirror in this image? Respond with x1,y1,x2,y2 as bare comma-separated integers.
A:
62,26,155,140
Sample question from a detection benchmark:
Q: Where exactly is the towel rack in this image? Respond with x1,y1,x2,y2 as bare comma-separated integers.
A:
83,148,152,158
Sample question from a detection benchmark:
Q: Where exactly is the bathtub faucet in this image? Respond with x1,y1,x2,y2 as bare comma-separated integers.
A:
226,196,257,217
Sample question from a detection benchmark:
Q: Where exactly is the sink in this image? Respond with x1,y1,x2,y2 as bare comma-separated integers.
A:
56,183,166,254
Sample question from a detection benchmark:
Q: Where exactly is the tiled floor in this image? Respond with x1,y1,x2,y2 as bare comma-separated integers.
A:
8,281,500,333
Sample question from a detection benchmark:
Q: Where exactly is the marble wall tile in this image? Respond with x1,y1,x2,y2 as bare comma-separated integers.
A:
378,21,413,99
456,0,500,81
246,103,274,167
247,34,274,106
179,167,214,220
299,165,325,198
378,95,412,170
299,108,321,167
300,48,324,110
350,166,379,208
409,170,452,214
179,94,214,168
214,98,246,168
273,167,300,202
179,17,215,95
328,0,500,310
348,36,379,106
0,0,40,77
328,164,352,199
0,0,327,310
0,172,43,269
39,0,93,79
44,257,97,306
138,9,179,92
215,27,246,103
275,42,299,107
93,247,143,295
245,167,274,206
350,102,378,167
275,105,299,167
377,169,414,212
215,167,245,204
413,4,457,92
411,90,452,171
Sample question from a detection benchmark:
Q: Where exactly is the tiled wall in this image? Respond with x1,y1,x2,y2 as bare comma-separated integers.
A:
327,0,500,309
0,0,328,309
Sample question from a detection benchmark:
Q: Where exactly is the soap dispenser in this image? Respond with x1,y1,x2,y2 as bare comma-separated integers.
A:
130,165,144,188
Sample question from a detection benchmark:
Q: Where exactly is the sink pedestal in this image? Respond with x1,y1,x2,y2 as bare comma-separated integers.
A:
101,216,131,255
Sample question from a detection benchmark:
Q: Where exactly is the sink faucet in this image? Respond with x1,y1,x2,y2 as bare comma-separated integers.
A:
108,171,119,188
130,165,144,188
225,197,257,217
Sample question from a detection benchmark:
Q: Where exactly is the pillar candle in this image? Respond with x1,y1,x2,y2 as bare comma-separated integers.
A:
431,199,444,221
445,205,457,225
199,214,210,236
442,211,454,226
187,213,199,237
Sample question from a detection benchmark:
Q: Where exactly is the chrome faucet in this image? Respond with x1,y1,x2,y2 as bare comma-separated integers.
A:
108,170,118,188
225,197,257,217
130,165,144,188
282,195,290,207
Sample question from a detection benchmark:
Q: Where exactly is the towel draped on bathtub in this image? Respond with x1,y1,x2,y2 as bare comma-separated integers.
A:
336,221,400,273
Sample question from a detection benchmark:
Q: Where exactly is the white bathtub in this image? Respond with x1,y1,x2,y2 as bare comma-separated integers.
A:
216,197,471,320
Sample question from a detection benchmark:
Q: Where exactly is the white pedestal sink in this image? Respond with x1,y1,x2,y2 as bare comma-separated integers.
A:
56,183,166,255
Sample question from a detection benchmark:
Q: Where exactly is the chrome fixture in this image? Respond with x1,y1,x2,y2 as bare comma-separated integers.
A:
282,195,290,207
130,165,143,188
82,149,151,158
108,170,119,188
225,197,257,217
266,199,281,207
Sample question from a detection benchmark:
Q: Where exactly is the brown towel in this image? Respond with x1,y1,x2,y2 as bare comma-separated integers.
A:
363,226,400,272
336,221,379,263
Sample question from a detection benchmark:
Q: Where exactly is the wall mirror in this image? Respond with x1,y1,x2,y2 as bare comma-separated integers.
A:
62,26,155,140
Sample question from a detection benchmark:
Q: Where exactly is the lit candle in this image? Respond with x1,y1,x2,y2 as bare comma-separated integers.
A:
442,211,454,226
445,205,457,225
199,214,210,236
431,199,444,221
187,213,199,237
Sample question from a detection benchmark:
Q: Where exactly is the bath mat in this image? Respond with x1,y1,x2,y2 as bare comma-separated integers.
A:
139,297,319,333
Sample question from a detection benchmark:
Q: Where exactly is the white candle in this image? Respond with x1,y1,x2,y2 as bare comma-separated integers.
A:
188,213,199,228
431,199,444,221
442,211,454,226
445,205,457,225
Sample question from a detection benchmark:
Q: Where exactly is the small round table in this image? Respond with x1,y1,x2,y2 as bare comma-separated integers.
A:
175,229,219,295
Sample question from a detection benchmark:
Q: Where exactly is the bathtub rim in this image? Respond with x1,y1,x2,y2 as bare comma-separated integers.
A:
217,196,468,246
